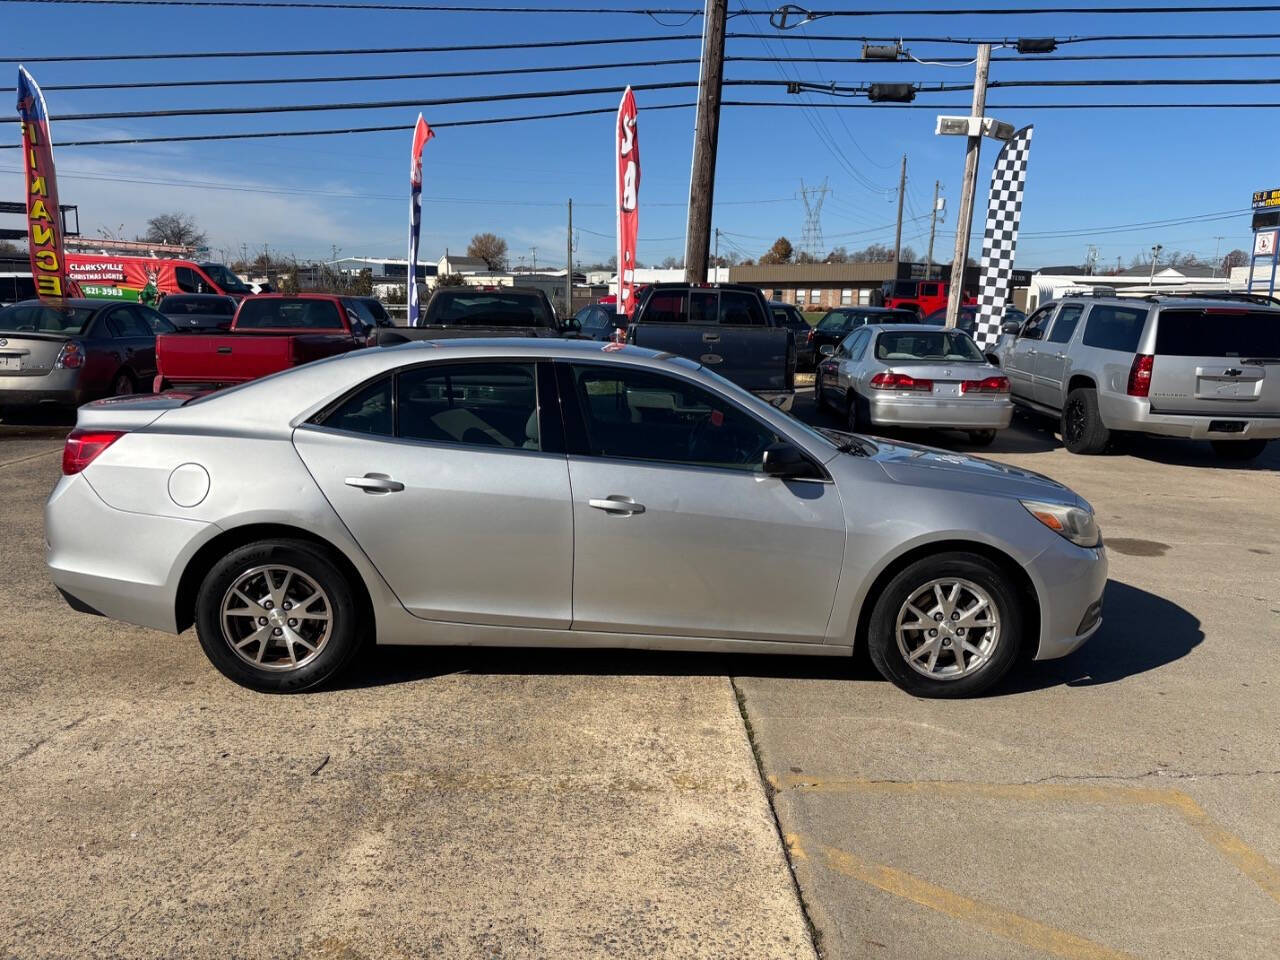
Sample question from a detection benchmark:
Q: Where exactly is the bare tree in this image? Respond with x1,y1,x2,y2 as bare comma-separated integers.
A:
1222,249,1248,272
143,212,206,247
466,233,508,271
825,246,849,263
660,255,685,269
0,239,24,258
436,273,467,287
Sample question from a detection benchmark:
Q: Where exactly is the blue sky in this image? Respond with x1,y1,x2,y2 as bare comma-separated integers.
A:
2,0,1275,269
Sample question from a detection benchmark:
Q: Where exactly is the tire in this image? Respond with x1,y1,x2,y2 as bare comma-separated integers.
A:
111,371,136,396
1061,387,1110,455
845,390,865,433
968,429,997,446
865,551,1023,699
194,539,366,693
814,368,827,409
1211,439,1268,461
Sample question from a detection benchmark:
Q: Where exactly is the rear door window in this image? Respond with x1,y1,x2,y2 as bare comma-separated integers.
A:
1082,305,1149,352
107,305,153,338
398,362,540,450
719,290,765,326
1047,304,1084,345
318,376,393,437
1154,309,1280,358
643,290,687,323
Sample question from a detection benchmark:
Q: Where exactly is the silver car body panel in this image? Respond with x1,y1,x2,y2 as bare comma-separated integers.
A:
47,338,1105,664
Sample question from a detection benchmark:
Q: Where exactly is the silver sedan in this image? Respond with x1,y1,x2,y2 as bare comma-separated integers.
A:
816,324,1014,446
46,339,1105,698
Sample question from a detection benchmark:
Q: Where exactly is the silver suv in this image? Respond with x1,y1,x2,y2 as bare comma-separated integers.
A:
994,293,1280,460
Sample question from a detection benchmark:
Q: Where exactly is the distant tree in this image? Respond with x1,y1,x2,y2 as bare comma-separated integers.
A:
466,232,508,270
0,239,24,258
795,250,818,264
849,243,893,263
436,273,467,287
900,245,918,264
384,285,407,305
825,246,849,263
350,268,374,297
143,212,206,247
739,257,755,266
760,236,794,265
660,255,684,269
1222,249,1248,272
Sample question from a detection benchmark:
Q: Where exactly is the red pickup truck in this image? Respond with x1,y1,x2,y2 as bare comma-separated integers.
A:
155,294,370,390
883,280,975,318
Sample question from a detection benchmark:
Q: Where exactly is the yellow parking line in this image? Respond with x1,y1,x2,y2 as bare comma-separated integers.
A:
820,843,1139,960
1164,791,1280,908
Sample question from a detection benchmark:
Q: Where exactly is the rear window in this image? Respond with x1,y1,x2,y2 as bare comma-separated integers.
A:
1154,309,1280,358
236,298,342,330
160,297,235,316
818,311,855,331
888,281,917,298
875,330,985,363
424,290,554,328
0,302,96,334
1082,305,1149,353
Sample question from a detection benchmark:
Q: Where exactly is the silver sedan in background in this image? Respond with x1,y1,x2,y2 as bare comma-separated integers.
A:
46,339,1104,699
816,324,1014,446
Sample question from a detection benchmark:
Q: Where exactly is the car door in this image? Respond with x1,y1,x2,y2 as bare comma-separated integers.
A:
102,305,158,387
558,361,845,643
1033,303,1085,408
1003,303,1054,400
836,328,871,398
291,360,574,628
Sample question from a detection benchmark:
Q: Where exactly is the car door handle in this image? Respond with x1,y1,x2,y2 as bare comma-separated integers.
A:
588,495,645,515
345,473,404,493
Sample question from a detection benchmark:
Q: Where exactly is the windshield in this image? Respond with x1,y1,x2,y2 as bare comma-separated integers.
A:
875,329,985,362
360,298,392,323
1155,309,1280,358
424,290,555,328
818,311,857,331
197,263,253,294
0,302,96,334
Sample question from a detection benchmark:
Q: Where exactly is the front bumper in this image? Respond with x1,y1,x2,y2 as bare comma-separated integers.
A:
1027,536,1108,661
869,394,1013,430
757,389,796,413
1099,393,1280,440
46,472,212,633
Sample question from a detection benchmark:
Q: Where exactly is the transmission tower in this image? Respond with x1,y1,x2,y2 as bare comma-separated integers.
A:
800,178,830,259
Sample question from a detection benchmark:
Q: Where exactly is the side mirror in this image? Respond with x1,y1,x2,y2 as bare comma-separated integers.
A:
819,344,835,357
762,442,822,480
1001,320,1022,335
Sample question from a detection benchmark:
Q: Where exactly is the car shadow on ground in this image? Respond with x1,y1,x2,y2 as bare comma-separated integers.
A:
335,580,1200,696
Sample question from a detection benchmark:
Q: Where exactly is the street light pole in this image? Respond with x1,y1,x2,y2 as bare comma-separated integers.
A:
926,180,941,275
893,153,907,263
945,43,991,329
1148,243,1163,285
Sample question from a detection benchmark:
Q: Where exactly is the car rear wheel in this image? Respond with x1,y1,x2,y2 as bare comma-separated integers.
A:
1210,439,1268,461
1061,387,1109,455
111,372,136,396
865,551,1023,698
194,539,365,693
814,367,827,409
968,429,997,446
846,391,868,433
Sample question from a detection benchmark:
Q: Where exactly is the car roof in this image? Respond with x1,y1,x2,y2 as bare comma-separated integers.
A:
165,293,233,300
9,298,110,311
866,323,976,334
830,305,910,313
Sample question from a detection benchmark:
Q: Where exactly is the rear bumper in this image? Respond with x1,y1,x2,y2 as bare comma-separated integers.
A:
45,472,211,634
1100,393,1280,439
0,369,90,408
869,394,1013,430
756,389,796,412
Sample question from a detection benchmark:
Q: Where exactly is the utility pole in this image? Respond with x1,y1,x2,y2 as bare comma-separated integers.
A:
925,180,941,275
893,153,907,263
684,0,728,284
1148,243,1163,285
1212,235,1224,278
565,198,573,317
530,246,538,273
714,226,720,280
945,42,991,328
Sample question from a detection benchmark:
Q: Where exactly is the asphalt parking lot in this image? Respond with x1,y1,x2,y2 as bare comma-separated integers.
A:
2,398,1278,959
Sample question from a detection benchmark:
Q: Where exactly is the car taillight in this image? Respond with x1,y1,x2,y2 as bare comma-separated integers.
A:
1127,354,1154,397
62,429,125,475
55,340,85,370
806,328,815,343
961,375,1010,394
870,372,933,392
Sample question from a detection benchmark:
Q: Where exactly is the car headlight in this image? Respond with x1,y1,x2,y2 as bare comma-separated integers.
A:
1020,499,1100,548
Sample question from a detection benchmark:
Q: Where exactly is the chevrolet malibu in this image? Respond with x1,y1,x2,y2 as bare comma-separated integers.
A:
46,340,1106,698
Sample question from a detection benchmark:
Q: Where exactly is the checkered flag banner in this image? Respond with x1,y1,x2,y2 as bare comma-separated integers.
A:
973,125,1034,349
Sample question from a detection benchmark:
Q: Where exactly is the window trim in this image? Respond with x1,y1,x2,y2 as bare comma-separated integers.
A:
553,358,829,480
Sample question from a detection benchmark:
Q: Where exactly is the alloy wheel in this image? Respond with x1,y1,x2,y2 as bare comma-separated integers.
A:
894,577,1000,680
1065,397,1086,443
220,565,333,672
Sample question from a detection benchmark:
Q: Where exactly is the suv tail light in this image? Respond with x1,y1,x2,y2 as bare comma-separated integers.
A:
54,340,85,370
961,375,1010,394
1127,354,1154,397
806,328,815,343
870,372,933,392
62,429,125,475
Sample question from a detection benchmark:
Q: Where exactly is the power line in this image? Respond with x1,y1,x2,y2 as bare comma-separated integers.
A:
0,33,702,63
732,51,1280,65
729,31,1280,46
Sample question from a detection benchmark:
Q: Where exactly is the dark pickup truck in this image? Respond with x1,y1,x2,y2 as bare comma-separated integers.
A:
626,283,796,410
376,286,569,345
155,293,372,390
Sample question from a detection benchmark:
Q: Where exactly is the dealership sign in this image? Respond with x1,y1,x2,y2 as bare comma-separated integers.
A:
616,86,640,318
16,66,70,301
1252,187,1280,209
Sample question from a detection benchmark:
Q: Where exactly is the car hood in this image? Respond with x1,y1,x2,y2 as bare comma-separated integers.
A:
864,436,1084,507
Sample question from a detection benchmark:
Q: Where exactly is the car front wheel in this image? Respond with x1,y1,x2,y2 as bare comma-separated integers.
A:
194,539,365,692
865,552,1023,698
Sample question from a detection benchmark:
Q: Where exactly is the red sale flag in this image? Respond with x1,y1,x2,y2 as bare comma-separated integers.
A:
616,86,640,319
16,66,73,302
407,113,435,326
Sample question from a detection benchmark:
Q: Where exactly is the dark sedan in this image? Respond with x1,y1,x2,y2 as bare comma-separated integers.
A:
769,301,816,369
572,301,626,341
0,298,174,411
809,306,923,359
158,293,238,331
